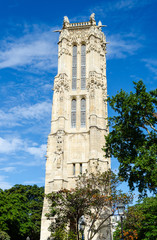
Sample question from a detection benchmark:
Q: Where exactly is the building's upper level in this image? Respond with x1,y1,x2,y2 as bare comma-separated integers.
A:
51,14,108,133
54,13,107,44
62,13,105,29
56,14,107,78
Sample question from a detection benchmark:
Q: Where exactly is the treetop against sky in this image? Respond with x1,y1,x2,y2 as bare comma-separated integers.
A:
0,0,157,190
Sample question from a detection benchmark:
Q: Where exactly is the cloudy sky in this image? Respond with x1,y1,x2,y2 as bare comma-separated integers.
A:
0,0,157,191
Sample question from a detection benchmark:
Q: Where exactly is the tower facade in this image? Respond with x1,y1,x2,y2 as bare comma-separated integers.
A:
40,14,110,240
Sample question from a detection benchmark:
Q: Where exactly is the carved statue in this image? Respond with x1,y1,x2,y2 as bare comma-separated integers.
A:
90,13,95,21
64,16,69,24
55,130,64,168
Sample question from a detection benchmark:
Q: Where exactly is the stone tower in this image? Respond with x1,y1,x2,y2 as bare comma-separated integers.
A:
40,14,110,240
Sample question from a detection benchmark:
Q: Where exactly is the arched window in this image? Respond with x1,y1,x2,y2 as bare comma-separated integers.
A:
71,99,76,128
72,45,77,90
81,45,86,89
81,98,86,127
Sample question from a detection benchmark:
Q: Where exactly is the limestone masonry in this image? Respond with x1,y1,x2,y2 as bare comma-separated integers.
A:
40,14,111,240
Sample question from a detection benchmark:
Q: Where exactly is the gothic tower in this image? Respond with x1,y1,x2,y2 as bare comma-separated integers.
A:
40,14,110,240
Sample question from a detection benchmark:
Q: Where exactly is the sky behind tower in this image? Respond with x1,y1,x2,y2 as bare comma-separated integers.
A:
0,0,157,195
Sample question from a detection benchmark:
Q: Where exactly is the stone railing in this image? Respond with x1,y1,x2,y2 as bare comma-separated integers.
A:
68,21,92,27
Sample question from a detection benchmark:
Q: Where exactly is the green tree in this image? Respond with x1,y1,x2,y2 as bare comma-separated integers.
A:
46,170,132,240
0,185,44,240
0,231,10,240
103,80,157,196
114,195,157,240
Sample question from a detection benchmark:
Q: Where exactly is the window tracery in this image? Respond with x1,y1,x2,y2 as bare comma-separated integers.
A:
81,98,86,127
71,99,76,128
81,45,86,89
72,45,77,90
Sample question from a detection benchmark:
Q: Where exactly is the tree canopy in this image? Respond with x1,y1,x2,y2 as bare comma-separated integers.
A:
114,195,157,240
0,184,44,240
46,170,132,240
103,80,157,196
0,231,10,240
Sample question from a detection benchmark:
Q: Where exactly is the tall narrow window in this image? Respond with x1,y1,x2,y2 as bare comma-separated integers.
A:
81,45,86,89
81,98,86,127
73,163,76,175
71,99,76,128
80,163,82,174
72,45,77,90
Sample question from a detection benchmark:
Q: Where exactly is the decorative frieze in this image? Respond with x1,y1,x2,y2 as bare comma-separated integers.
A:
69,29,89,44
54,130,65,168
87,71,105,89
58,47,71,57
59,29,70,42
54,73,70,93
87,71,107,99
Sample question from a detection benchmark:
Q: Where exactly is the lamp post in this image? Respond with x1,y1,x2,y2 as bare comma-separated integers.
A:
117,202,125,240
80,218,86,240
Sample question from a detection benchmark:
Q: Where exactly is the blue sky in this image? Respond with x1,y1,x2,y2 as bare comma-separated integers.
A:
0,0,157,192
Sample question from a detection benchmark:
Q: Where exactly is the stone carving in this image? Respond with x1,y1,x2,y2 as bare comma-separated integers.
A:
90,13,96,26
102,87,107,101
87,71,106,99
87,71,105,89
59,29,70,42
90,13,95,22
68,29,89,43
63,16,70,29
88,26,103,41
58,47,71,57
55,130,64,168
64,16,69,24
54,73,70,93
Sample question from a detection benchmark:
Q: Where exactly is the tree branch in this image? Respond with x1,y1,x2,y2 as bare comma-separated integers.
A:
144,117,157,132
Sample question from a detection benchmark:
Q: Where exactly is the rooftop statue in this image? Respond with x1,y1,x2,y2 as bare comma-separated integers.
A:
90,13,95,21
64,16,69,24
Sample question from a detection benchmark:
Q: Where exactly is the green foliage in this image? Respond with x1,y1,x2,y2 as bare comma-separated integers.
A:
0,231,10,240
136,195,157,239
114,195,157,240
0,185,44,240
46,170,132,240
104,80,157,196
50,228,77,240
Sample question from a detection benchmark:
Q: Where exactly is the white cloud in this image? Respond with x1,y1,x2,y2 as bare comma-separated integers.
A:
0,136,46,161
0,101,52,127
92,0,151,15
11,101,52,120
26,144,47,158
0,26,58,72
107,34,141,59
0,175,12,190
111,0,149,10
142,59,157,79
0,167,16,172
0,137,24,153
23,177,45,185
114,0,135,10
